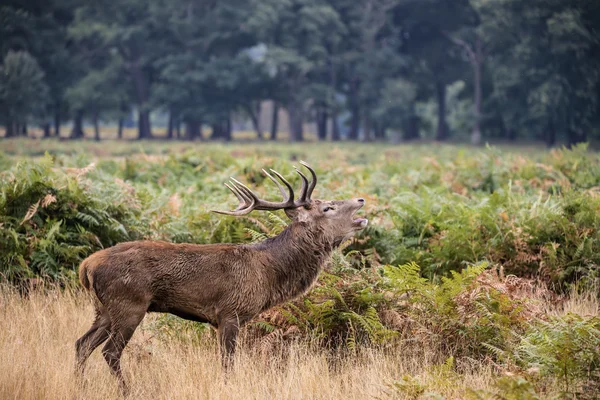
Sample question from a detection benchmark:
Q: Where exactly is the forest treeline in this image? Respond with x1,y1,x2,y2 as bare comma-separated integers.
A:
0,0,599,144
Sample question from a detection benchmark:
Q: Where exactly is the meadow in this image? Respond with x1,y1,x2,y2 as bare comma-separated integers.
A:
1,138,599,399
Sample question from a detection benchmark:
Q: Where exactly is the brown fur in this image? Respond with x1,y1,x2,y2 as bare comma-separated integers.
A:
75,197,367,393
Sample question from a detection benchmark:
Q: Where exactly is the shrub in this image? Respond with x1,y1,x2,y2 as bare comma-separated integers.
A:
0,155,147,283
514,314,600,398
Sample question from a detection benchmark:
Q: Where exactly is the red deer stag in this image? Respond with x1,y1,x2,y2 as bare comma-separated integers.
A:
75,162,368,393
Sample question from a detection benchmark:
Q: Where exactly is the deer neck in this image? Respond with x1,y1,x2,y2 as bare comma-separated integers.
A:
254,222,334,309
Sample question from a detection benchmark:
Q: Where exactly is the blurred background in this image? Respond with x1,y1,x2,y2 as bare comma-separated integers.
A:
0,0,598,146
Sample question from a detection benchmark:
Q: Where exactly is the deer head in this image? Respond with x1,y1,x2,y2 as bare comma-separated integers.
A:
214,161,368,244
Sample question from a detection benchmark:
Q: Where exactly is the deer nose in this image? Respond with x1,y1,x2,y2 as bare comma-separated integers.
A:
357,198,365,203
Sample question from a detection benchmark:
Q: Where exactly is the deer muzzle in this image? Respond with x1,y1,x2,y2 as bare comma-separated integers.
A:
352,198,368,229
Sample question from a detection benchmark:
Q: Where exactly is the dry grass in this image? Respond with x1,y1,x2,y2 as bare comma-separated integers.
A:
0,288,501,400
2,285,596,400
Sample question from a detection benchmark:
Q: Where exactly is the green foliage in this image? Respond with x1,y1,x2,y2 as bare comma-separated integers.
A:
383,262,530,359
2,144,600,293
141,314,211,344
2,0,600,142
1,144,599,397
0,154,146,283
281,270,397,349
468,376,543,400
514,314,600,397
0,50,48,135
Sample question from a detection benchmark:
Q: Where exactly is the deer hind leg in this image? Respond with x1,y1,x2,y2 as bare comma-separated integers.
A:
75,304,111,375
101,303,146,395
218,320,240,371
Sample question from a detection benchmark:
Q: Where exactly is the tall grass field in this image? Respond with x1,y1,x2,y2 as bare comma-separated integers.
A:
1,139,599,399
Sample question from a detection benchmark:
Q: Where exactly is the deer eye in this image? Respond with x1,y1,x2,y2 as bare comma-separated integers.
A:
323,207,331,212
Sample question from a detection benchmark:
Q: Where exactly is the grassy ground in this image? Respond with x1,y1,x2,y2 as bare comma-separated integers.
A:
3,286,596,400
2,139,600,399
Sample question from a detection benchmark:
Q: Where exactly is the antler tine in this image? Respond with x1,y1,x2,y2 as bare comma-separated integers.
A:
211,181,256,215
230,177,259,203
229,181,260,209
294,167,309,204
299,161,317,201
267,169,295,203
262,168,287,199
224,182,249,208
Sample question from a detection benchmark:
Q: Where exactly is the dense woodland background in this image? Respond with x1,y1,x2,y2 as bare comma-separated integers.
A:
1,0,599,145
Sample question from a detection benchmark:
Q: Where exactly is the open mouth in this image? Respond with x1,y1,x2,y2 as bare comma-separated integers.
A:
352,206,368,229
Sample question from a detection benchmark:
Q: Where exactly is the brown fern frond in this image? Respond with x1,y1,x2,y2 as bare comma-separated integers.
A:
20,200,40,225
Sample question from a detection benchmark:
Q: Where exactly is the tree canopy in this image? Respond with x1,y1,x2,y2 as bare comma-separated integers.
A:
1,0,598,145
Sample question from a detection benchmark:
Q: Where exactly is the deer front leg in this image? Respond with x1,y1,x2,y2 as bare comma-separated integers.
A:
217,320,239,371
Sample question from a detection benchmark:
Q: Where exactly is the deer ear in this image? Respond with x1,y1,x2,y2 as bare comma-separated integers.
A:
285,207,310,223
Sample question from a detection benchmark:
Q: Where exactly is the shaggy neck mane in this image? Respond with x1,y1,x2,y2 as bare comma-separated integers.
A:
252,221,334,309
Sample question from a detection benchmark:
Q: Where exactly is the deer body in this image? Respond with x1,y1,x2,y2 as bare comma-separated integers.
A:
75,163,367,393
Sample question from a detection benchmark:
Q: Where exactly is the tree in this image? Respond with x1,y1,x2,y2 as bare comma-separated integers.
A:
0,50,48,137
372,78,417,141
66,61,129,140
153,0,258,141
392,0,478,142
444,32,485,145
69,0,169,139
249,0,344,142
477,0,600,146
0,0,79,138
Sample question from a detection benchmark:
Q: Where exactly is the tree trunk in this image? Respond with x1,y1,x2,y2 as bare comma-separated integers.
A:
186,119,202,140
5,118,15,137
287,100,303,142
54,110,61,137
21,122,28,137
348,81,360,140
71,110,84,139
247,103,262,140
167,111,174,139
175,118,181,139
362,111,373,142
117,118,124,139
137,109,152,140
316,105,327,141
471,38,483,146
404,114,420,141
127,51,153,139
93,111,100,141
331,107,340,141
329,51,340,141
223,116,232,142
435,81,449,141
270,101,279,141
211,122,222,140
374,123,386,140
544,121,556,147
567,126,587,148
43,123,51,138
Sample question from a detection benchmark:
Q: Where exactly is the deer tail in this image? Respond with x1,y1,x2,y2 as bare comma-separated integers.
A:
79,258,92,291
79,252,105,292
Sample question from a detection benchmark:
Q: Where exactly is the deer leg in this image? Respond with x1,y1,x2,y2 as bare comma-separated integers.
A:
218,320,240,371
101,307,145,395
75,306,111,375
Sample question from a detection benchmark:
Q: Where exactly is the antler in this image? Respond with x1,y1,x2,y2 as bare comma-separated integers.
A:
213,161,317,216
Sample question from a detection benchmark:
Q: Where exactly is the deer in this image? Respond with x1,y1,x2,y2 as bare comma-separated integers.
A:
75,161,368,394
